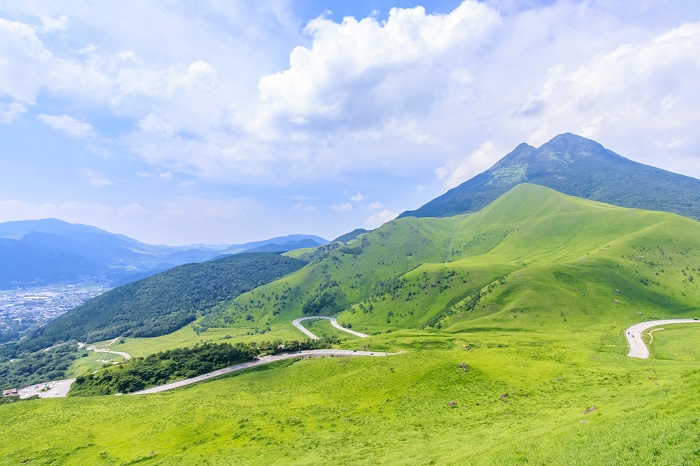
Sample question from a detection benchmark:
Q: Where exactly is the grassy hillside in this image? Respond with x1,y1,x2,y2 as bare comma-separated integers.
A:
199,184,700,342
3,185,700,464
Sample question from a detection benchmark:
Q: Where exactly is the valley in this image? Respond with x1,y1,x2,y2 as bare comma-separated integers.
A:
2,183,700,464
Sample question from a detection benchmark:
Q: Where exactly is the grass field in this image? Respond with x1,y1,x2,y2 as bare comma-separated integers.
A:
3,185,700,464
2,328,700,465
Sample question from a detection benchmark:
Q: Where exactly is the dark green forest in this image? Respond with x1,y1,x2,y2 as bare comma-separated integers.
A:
20,253,307,352
0,342,80,390
70,338,338,396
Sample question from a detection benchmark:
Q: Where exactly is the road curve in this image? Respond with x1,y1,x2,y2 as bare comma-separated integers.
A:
292,316,369,340
130,349,391,395
626,318,700,358
79,342,131,361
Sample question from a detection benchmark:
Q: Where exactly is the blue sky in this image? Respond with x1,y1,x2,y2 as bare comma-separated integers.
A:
1,1,699,245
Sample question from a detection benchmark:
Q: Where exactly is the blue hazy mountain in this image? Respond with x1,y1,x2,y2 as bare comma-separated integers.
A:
0,219,326,288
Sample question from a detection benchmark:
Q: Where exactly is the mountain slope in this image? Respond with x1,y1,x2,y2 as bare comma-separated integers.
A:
400,133,700,220
199,184,700,336
20,253,307,351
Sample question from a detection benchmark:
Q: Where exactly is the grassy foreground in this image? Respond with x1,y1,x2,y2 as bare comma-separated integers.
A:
2,329,700,465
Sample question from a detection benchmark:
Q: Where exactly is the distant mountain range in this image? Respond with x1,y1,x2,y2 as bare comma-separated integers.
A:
400,133,700,221
0,219,327,288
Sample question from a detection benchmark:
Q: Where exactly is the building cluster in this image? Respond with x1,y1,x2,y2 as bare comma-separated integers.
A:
0,283,111,338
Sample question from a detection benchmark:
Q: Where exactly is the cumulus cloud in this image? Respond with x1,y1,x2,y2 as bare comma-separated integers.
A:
508,21,700,166
252,1,500,137
367,201,383,210
349,192,367,202
2,0,700,216
332,202,352,212
365,209,398,228
38,114,95,139
0,18,52,104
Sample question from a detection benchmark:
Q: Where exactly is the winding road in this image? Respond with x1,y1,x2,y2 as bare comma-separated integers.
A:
625,318,700,358
292,316,369,340
78,340,131,361
130,349,391,395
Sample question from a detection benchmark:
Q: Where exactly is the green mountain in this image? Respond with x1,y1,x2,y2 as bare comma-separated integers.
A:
21,253,307,352
202,184,700,336
332,228,371,243
400,133,700,221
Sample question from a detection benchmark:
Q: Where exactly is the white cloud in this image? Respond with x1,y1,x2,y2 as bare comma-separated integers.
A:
508,21,700,167
0,18,52,104
252,1,500,137
38,114,95,139
436,141,502,189
292,202,316,211
367,201,383,210
0,102,26,123
349,192,367,202
138,114,175,136
1,0,700,210
158,171,173,179
40,16,68,34
365,209,398,228
85,170,113,187
332,202,352,212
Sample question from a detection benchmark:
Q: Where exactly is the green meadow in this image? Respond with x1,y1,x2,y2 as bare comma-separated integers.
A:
2,185,700,464
3,331,700,465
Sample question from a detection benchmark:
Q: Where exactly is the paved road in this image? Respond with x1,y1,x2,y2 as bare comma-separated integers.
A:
79,341,131,361
626,318,700,358
292,316,369,340
130,349,391,395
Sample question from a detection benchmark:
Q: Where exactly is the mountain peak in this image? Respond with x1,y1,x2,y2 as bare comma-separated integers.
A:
400,133,700,220
539,133,605,158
